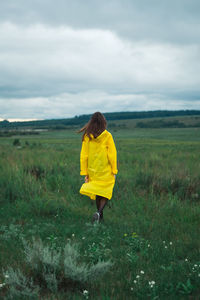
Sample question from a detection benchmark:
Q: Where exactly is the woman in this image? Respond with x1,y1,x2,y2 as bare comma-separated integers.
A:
79,112,118,222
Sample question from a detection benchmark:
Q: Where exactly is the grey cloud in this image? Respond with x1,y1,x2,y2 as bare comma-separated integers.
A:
1,0,200,44
0,1,200,119
1,91,200,120
1,23,199,98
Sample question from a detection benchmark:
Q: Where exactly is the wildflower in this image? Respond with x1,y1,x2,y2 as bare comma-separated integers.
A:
149,281,155,288
132,232,138,238
148,244,150,247
165,246,167,249
198,274,200,277
140,270,144,274
133,280,137,284
185,258,188,262
163,241,165,244
194,264,197,267
0,283,6,288
131,286,134,290
72,233,75,237
82,237,85,240
136,275,140,279
83,289,89,297
124,233,128,237
4,275,9,278
169,242,172,245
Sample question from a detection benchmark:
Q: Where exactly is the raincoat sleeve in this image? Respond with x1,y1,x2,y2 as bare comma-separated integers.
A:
80,136,89,175
107,134,118,175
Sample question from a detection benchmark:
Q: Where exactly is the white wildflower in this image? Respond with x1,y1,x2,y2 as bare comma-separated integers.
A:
4,275,9,278
165,246,167,249
131,286,134,290
133,280,137,284
169,242,172,245
82,237,85,240
185,258,188,262
136,275,140,279
83,289,88,295
140,270,144,274
149,281,155,288
194,264,197,267
0,283,6,288
163,241,165,244
72,233,75,237
148,244,150,247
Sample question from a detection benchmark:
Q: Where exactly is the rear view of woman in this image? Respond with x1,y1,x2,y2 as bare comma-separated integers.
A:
79,112,118,223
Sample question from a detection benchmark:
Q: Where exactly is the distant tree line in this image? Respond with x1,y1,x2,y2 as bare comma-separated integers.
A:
0,130,40,137
0,110,200,130
136,119,186,128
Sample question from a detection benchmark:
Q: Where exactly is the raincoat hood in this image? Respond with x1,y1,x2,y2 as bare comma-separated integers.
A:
89,130,108,141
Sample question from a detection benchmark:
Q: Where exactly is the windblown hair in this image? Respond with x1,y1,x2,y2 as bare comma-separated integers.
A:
79,112,107,140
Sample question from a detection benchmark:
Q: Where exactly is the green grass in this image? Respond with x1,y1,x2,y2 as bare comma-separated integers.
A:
0,128,200,299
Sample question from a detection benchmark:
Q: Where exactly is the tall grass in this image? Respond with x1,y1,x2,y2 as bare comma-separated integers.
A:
0,129,200,299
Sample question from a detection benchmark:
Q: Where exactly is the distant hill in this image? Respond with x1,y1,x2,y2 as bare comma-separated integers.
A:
0,110,200,130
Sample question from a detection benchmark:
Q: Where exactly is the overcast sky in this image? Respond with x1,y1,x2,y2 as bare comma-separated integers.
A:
0,0,200,120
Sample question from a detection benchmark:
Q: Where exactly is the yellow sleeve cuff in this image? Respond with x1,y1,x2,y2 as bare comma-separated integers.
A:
80,171,88,176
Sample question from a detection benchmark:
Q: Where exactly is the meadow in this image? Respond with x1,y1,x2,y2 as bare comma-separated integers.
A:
0,127,200,299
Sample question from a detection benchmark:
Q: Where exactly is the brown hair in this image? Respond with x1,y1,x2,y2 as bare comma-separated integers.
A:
79,112,107,140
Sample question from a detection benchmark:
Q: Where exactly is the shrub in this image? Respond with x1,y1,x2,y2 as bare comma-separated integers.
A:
64,242,112,283
3,267,39,300
3,238,113,298
13,139,20,146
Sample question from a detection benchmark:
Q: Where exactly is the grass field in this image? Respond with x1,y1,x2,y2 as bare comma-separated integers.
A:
0,127,200,299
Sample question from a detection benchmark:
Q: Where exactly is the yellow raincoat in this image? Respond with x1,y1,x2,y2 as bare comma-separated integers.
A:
80,130,118,200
